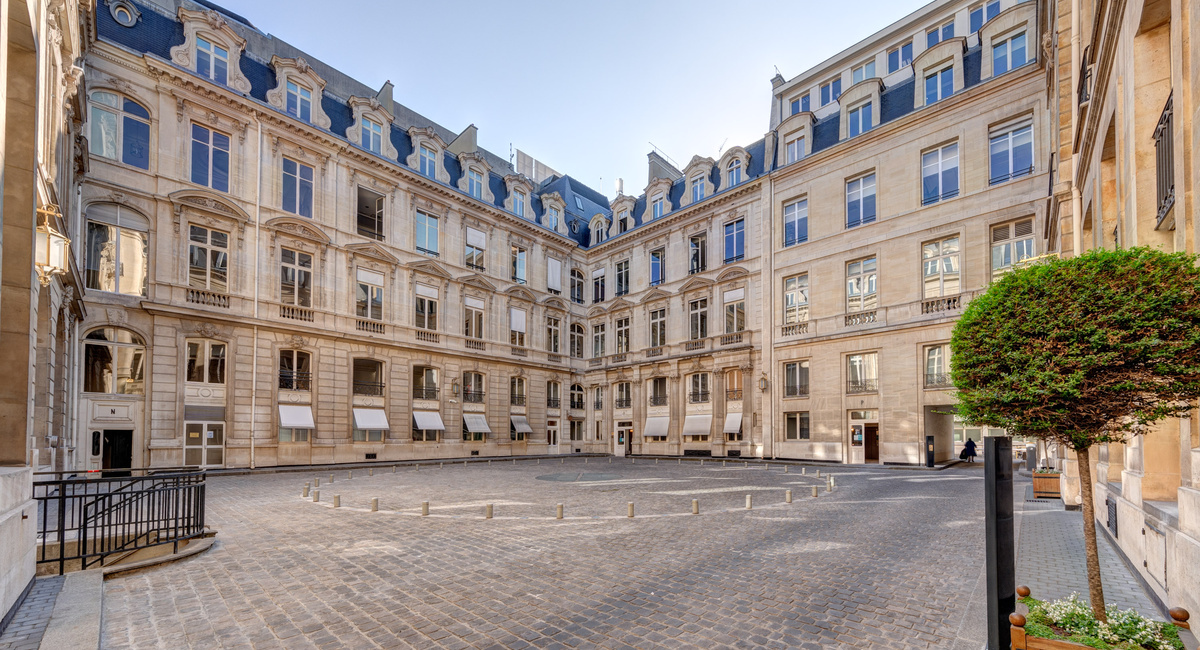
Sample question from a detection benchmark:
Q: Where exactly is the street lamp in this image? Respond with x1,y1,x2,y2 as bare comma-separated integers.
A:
35,205,70,287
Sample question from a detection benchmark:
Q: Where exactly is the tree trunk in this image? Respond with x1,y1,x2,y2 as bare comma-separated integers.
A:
1076,445,1107,622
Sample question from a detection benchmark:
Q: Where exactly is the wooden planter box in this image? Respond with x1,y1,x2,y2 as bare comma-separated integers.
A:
1011,586,1191,649
1032,473,1062,499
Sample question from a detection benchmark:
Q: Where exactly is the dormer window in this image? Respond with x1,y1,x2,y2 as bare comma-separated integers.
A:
927,20,954,48
852,61,875,84
785,134,805,164
925,67,953,105
887,42,913,73
848,102,872,137
728,159,742,186
820,78,842,106
513,191,526,217
591,219,607,245
419,145,437,177
993,33,1028,75
970,0,1000,33
286,81,312,123
691,176,705,203
196,36,228,85
790,95,811,114
468,169,483,199
618,210,630,233
548,207,560,230
362,117,382,154
651,193,664,219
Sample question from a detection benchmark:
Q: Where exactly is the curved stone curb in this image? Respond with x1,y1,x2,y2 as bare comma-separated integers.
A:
101,534,217,579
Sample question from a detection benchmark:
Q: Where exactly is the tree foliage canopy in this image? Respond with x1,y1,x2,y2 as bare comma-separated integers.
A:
951,247,1200,450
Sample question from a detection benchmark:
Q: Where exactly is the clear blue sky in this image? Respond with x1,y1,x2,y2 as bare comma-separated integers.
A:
235,0,928,199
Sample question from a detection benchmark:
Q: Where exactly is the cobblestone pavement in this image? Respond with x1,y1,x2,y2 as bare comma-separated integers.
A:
0,576,64,650
101,459,992,649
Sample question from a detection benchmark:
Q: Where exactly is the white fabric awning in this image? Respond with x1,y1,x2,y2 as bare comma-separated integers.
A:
723,412,744,434
463,414,491,433
278,405,315,429
510,415,533,433
412,411,445,431
644,416,670,437
683,415,713,435
353,408,390,430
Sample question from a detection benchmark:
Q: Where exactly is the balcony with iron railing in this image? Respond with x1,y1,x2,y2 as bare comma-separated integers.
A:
466,262,485,272
569,399,585,410
989,165,1034,186
463,390,485,404
546,397,561,409
726,389,742,400
278,371,311,391
689,391,710,404
649,395,668,406
615,398,632,409
785,383,810,397
593,400,604,410
1155,94,1175,228
510,395,526,406
846,379,879,394
416,246,439,258
412,386,439,400
921,188,960,206
353,381,385,396
924,372,953,389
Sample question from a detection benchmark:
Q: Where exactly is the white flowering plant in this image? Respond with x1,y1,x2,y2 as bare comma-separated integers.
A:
1021,594,1185,650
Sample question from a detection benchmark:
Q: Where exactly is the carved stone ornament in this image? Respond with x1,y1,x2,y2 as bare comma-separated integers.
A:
169,8,252,94
194,322,219,339
289,335,307,348
265,56,332,129
105,308,128,325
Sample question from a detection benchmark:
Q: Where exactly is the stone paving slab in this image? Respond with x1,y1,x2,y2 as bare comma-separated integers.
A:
0,577,63,650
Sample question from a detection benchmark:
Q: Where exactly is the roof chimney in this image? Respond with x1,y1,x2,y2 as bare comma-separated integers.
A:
375,80,394,115
615,178,624,195
447,124,479,156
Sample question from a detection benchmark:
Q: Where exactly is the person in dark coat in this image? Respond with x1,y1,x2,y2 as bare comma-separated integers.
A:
963,438,978,463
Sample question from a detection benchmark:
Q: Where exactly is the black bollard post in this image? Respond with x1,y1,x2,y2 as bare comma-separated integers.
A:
985,436,1014,650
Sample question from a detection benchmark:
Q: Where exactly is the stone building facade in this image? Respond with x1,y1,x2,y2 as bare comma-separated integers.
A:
70,0,1050,473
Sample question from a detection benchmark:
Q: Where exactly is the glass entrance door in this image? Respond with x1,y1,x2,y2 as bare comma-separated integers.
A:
185,422,225,468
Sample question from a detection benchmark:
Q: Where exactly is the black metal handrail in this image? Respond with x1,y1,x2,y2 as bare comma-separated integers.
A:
593,400,604,410
989,165,1034,186
466,262,486,272
34,470,206,575
925,372,953,388
785,384,810,397
615,398,632,408
689,391,710,403
921,188,960,206
278,371,311,391
847,379,879,394
546,397,561,408
569,399,585,410
649,395,668,406
353,381,385,396
510,395,526,406
463,390,485,403
413,386,439,400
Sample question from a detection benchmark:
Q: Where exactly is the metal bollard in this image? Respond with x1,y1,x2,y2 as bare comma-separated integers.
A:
723,460,727,467
371,497,379,512
392,466,396,473
692,499,699,515
348,471,353,479
556,504,563,519
801,467,806,475
312,490,320,502
631,458,635,464
627,502,635,518
303,486,310,498
746,494,753,510
537,459,540,465
369,468,373,476
329,474,334,483
416,464,419,472
784,466,789,474
815,469,821,478
314,477,320,487
831,475,837,487
513,458,516,464
440,463,443,470
811,486,819,498
786,490,793,503
485,504,493,519
561,458,564,464
609,457,612,463
826,479,832,493
333,495,340,508
421,501,429,516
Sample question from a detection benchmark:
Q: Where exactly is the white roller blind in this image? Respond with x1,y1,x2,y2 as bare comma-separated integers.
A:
357,268,384,286
510,307,527,332
412,411,446,431
464,296,485,309
724,288,745,303
466,227,487,248
415,284,439,299
683,415,713,435
510,415,533,433
278,405,315,429
644,417,670,437
592,268,605,279
547,258,563,291
353,408,390,430
723,412,744,434
463,414,491,433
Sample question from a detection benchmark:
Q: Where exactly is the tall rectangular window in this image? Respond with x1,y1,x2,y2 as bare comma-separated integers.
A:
784,361,810,397
280,248,312,307
689,298,708,340
468,169,483,199
615,317,630,354
993,33,1028,75
196,37,228,85
464,298,484,339
188,225,228,293
820,78,842,106
848,103,872,137
285,81,312,122
846,174,876,228
592,270,606,303
617,210,630,233
925,67,953,105
513,190,526,217
852,60,875,84
190,124,230,193
784,274,809,324
887,42,913,73
362,118,382,154
547,207,560,230
922,237,961,298
415,293,439,330
691,176,705,202
724,290,745,333
570,325,584,359
724,219,745,263
615,260,630,295
84,212,148,296
282,158,314,218
926,344,951,387
846,257,878,312
649,309,667,347
419,145,437,177
847,352,879,393
592,324,606,357
989,122,1034,184
186,340,226,384
355,269,384,321
649,250,664,286
356,187,384,241
510,308,527,347
921,143,959,205
970,0,1000,33
570,271,584,304
785,412,811,440
927,20,954,48
689,373,710,403
991,219,1035,280
785,135,805,164
651,193,665,219
689,234,707,274
511,245,527,284
783,199,808,247
465,227,486,271
415,211,439,256
88,92,150,169
545,316,560,353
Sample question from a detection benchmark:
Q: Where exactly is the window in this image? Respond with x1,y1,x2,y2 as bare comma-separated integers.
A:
592,270,605,303
570,270,585,304
724,292,745,333
545,381,560,408
689,234,707,274
649,250,664,286
783,199,808,247
615,317,630,354
468,169,483,199
185,422,225,467
464,298,484,340
785,412,810,440
571,420,585,441
196,36,228,85
993,32,1028,76
356,187,385,241
783,274,810,324
925,344,952,387
280,248,312,307
724,219,745,263
186,340,226,384
511,245,527,284
509,307,526,347
414,291,438,331
1155,95,1174,224
575,196,584,210
355,269,384,321
922,143,960,205
592,323,606,357
510,376,526,407
188,225,229,293
784,361,810,397
591,219,606,244
790,97,801,115
361,117,383,155
649,308,667,347
846,257,878,312
547,207,560,230
465,227,486,271
726,370,743,401
419,145,437,177
989,122,1033,184
925,67,953,105
191,124,230,192
83,327,146,394
785,135,805,164
852,60,875,84
887,42,913,73
970,0,1000,34
689,298,708,340
846,174,877,228
650,377,668,406
615,260,630,295
545,316,560,353
88,91,150,169
801,95,810,112
848,102,872,137
279,349,311,391
408,427,434,443
84,204,149,296
352,359,384,396
616,382,632,408
412,365,437,399
278,427,310,443
570,384,585,410
690,373,710,403
513,190,526,217
617,210,630,233
922,237,961,298
282,158,314,218
820,78,842,106
285,81,312,123
728,159,742,186
691,175,705,203
847,352,879,393
415,211,439,256
927,20,954,48
570,324,585,359
991,219,1035,280
651,193,665,220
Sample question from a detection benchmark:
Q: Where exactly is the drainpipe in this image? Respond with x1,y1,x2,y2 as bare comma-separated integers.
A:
249,116,263,469
1069,0,1082,257
766,152,776,460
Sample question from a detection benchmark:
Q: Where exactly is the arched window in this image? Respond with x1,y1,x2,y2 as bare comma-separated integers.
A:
89,91,150,169
569,324,585,359
570,270,585,304
570,384,585,410
727,159,743,186
547,207,560,230
83,327,145,394
84,203,149,296
591,218,607,245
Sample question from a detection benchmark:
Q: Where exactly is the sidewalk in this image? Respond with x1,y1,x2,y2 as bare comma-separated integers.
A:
0,577,63,650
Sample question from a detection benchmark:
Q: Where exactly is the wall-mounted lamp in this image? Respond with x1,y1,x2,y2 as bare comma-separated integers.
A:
758,376,769,391
35,205,70,287
451,378,460,396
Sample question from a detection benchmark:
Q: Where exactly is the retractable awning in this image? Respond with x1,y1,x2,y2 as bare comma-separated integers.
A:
352,408,390,430
723,412,744,434
644,416,670,437
463,414,491,433
278,405,315,429
412,411,446,431
683,415,713,435
510,415,533,433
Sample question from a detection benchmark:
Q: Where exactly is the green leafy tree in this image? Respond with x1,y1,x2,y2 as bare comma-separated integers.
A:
951,247,1200,622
